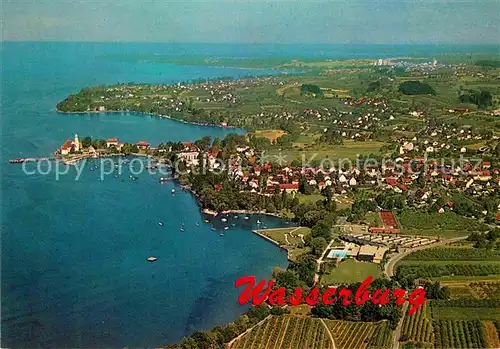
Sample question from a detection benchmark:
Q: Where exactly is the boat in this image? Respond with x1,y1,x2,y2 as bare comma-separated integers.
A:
257,220,262,224
159,177,169,182
171,189,176,194
244,216,250,220
221,218,227,222
220,233,225,236
211,227,217,231
147,256,157,262
158,222,164,226
224,226,229,230
180,228,185,232
204,219,210,223
231,223,236,227
196,222,200,227
234,215,239,219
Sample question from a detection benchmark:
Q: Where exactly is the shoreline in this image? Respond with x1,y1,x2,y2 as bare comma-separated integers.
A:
202,208,283,219
252,229,292,261
56,109,242,130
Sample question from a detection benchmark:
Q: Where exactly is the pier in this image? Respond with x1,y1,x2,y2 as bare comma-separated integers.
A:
9,157,54,164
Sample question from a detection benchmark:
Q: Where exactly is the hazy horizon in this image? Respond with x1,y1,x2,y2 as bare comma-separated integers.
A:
2,0,499,45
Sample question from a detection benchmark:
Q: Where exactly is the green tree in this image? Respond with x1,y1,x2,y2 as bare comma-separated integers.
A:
311,237,328,257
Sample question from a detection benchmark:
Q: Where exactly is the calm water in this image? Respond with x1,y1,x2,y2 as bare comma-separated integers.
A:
1,42,497,347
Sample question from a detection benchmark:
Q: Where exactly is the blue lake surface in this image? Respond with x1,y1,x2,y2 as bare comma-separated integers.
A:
1,42,497,347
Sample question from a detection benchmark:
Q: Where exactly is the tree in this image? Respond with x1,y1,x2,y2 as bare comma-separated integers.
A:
299,180,313,195
266,202,276,213
311,220,332,240
398,81,436,95
82,136,92,148
311,237,328,257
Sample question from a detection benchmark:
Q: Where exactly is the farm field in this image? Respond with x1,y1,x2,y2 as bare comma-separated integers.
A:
443,280,500,299
397,210,488,238
430,299,500,321
401,302,434,346
402,247,500,261
396,263,500,280
320,259,382,285
267,140,387,161
323,319,391,349
230,316,391,349
229,315,333,349
483,321,500,349
433,320,488,349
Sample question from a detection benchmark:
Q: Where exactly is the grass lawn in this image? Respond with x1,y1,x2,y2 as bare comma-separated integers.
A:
257,227,312,262
297,193,325,204
288,304,312,316
253,129,286,142
320,259,382,285
364,212,382,227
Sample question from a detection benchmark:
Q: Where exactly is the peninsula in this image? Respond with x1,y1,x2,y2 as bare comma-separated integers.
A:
55,55,500,349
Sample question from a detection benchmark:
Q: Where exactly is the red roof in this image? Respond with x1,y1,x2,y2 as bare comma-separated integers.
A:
61,140,73,150
369,227,400,234
385,177,398,186
279,183,299,190
107,138,118,143
136,141,150,146
214,184,223,191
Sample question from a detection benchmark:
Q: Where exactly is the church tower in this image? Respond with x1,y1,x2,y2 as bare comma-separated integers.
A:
74,134,80,151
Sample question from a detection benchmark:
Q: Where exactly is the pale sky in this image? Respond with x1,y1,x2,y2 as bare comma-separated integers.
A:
2,0,499,44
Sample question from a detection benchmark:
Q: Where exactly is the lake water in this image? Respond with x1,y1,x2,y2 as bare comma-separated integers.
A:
1,42,497,347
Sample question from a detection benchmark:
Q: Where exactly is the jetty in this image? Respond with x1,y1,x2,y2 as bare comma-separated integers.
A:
9,157,53,164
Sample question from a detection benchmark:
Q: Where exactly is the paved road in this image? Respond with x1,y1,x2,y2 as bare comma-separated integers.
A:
392,303,408,349
314,238,337,284
384,236,469,278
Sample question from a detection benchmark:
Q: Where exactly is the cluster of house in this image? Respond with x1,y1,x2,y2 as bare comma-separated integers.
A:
58,135,151,156
210,151,500,200
98,77,283,113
